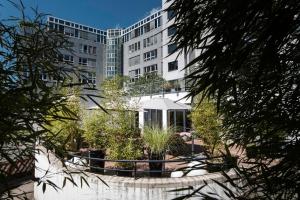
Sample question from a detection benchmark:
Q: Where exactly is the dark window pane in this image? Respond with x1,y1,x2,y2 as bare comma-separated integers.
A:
176,111,184,132
168,61,178,71
157,110,162,129
168,43,177,55
168,10,175,20
168,26,176,36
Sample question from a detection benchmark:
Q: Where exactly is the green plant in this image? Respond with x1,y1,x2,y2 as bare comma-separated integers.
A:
109,138,142,169
0,2,99,195
143,127,172,156
168,134,190,156
99,76,141,169
190,96,223,155
82,111,108,150
46,89,83,152
127,73,166,96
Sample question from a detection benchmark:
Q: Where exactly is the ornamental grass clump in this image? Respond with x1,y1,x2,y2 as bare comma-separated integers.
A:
143,126,172,156
143,126,173,177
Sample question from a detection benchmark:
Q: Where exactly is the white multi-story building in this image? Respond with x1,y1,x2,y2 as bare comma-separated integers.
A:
47,0,199,131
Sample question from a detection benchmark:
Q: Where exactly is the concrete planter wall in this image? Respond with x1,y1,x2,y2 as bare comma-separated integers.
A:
34,145,239,200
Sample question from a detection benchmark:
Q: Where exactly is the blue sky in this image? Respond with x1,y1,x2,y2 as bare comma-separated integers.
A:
0,0,162,29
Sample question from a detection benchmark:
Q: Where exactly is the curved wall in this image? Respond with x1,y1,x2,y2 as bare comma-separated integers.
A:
34,145,238,200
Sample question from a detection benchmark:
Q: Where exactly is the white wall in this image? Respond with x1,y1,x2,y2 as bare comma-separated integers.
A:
35,145,240,200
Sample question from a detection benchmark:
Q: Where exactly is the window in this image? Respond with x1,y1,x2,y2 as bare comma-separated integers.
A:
154,17,161,28
129,55,140,67
87,72,96,84
144,109,162,128
75,29,79,37
79,57,88,66
128,42,140,53
63,55,74,63
144,64,158,74
168,110,185,132
48,22,54,30
143,35,158,48
168,60,178,71
168,10,175,20
132,28,141,38
144,23,151,33
168,43,177,55
58,25,64,33
129,68,141,82
108,53,116,58
144,49,157,61
168,25,176,36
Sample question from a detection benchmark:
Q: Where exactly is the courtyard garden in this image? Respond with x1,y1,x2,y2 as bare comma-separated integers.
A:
46,77,236,178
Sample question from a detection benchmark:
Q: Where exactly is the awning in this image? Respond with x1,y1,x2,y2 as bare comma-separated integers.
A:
141,98,191,110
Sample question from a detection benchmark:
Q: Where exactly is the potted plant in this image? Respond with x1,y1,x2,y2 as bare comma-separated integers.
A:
143,127,172,177
109,137,142,177
82,111,108,173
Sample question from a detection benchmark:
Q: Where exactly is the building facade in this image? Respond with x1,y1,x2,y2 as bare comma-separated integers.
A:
122,10,162,83
46,0,199,130
46,0,198,99
47,16,106,87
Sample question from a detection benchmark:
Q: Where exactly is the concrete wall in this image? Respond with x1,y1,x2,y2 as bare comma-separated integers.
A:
35,145,239,200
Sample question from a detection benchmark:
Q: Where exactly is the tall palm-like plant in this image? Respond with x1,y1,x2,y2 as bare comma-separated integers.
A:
168,0,300,198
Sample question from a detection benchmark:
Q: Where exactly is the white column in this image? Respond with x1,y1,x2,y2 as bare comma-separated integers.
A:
162,110,168,130
139,111,144,133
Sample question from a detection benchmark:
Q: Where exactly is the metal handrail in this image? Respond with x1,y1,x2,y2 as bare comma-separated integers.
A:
66,155,229,178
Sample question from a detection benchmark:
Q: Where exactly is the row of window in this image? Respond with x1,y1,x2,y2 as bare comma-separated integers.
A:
129,69,141,82
128,35,159,55
37,72,96,86
144,49,158,61
123,17,161,42
129,64,159,82
128,42,141,53
78,57,97,67
129,60,179,82
128,49,158,67
58,54,97,67
79,44,97,55
48,17,106,36
48,22,106,43
144,34,158,48
144,64,158,74
124,11,161,34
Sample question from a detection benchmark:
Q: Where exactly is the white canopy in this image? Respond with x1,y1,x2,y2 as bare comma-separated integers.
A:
141,98,191,110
